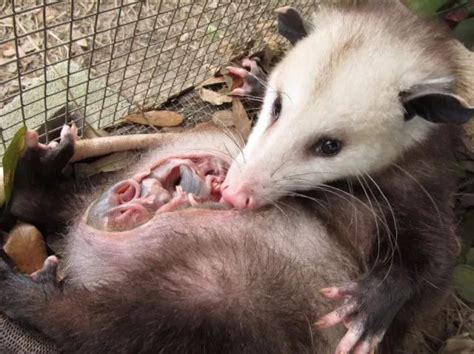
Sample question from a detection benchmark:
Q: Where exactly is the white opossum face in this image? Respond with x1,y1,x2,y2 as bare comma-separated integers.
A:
222,7,473,209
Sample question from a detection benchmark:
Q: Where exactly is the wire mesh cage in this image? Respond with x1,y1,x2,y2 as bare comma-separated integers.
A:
0,0,316,159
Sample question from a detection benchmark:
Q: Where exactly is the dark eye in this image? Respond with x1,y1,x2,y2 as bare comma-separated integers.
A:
317,138,342,157
272,94,282,122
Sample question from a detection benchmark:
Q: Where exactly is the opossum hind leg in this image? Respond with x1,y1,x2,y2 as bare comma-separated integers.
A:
315,272,411,354
0,256,61,322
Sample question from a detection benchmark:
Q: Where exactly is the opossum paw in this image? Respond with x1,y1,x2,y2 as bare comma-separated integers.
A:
21,124,76,175
315,278,408,354
226,57,266,97
0,256,60,320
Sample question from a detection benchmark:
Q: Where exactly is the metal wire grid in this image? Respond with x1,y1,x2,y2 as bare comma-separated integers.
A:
0,0,315,157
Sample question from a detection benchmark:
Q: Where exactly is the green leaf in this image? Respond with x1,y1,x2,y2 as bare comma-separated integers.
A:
2,126,27,206
453,18,474,50
406,0,450,16
206,24,222,42
453,264,474,303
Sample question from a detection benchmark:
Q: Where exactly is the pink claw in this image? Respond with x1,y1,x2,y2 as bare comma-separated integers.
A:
48,141,59,148
226,66,249,78
25,131,39,148
60,123,77,141
335,325,364,354
231,87,247,96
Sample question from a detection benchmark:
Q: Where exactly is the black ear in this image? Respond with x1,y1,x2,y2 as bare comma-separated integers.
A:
275,6,308,45
402,93,474,125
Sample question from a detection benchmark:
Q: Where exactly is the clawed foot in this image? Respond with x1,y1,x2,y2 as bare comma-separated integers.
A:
315,277,409,354
8,124,77,226
0,256,60,320
226,57,266,97
24,123,77,167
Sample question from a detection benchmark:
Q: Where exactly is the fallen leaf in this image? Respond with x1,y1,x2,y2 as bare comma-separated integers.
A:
2,45,15,57
232,98,251,139
125,110,184,127
223,74,237,91
3,223,47,274
75,151,135,178
0,17,13,27
212,110,235,127
196,76,226,90
83,126,109,139
199,88,232,105
441,334,474,354
73,29,88,49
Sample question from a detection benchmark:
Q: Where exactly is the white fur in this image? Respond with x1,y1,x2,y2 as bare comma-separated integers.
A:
224,4,454,206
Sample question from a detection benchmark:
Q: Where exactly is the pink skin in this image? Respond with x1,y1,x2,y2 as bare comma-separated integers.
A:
315,284,384,354
87,155,229,232
221,184,258,209
226,57,264,97
30,256,59,282
25,124,77,151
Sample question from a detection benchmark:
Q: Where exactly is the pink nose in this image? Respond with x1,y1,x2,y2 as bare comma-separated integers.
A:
221,185,256,209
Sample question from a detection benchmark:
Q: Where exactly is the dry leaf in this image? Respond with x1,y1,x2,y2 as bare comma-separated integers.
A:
125,110,184,127
4,223,47,274
199,88,232,105
232,98,251,139
73,29,88,48
76,38,88,48
212,110,235,127
2,45,16,57
0,17,13,27
83,126,109,139
75,151,135,178
196,76,226,90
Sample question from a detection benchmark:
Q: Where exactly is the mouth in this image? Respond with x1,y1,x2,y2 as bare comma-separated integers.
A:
86,155,230,231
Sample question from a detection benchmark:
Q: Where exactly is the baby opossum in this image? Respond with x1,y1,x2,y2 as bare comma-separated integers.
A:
222,2,474,353
0,122,449,354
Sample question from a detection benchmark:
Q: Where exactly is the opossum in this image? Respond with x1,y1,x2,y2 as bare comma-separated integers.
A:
0,122,448,354
222,2,473,353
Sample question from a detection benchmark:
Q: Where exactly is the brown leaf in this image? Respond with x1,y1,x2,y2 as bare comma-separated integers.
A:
2,45,16,57
196,76,226,90
212,110,235,127
4,223,47,274
73,29,88,49
232,98,251,139
199,88,232,105
441,334,474,354
125,110,184,127
75,151,135,178
83,126,110,139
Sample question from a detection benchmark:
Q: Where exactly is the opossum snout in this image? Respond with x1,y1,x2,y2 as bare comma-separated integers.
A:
221,184,257,209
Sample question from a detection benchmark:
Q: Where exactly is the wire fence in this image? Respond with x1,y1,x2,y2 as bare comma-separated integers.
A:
0,0,316,157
